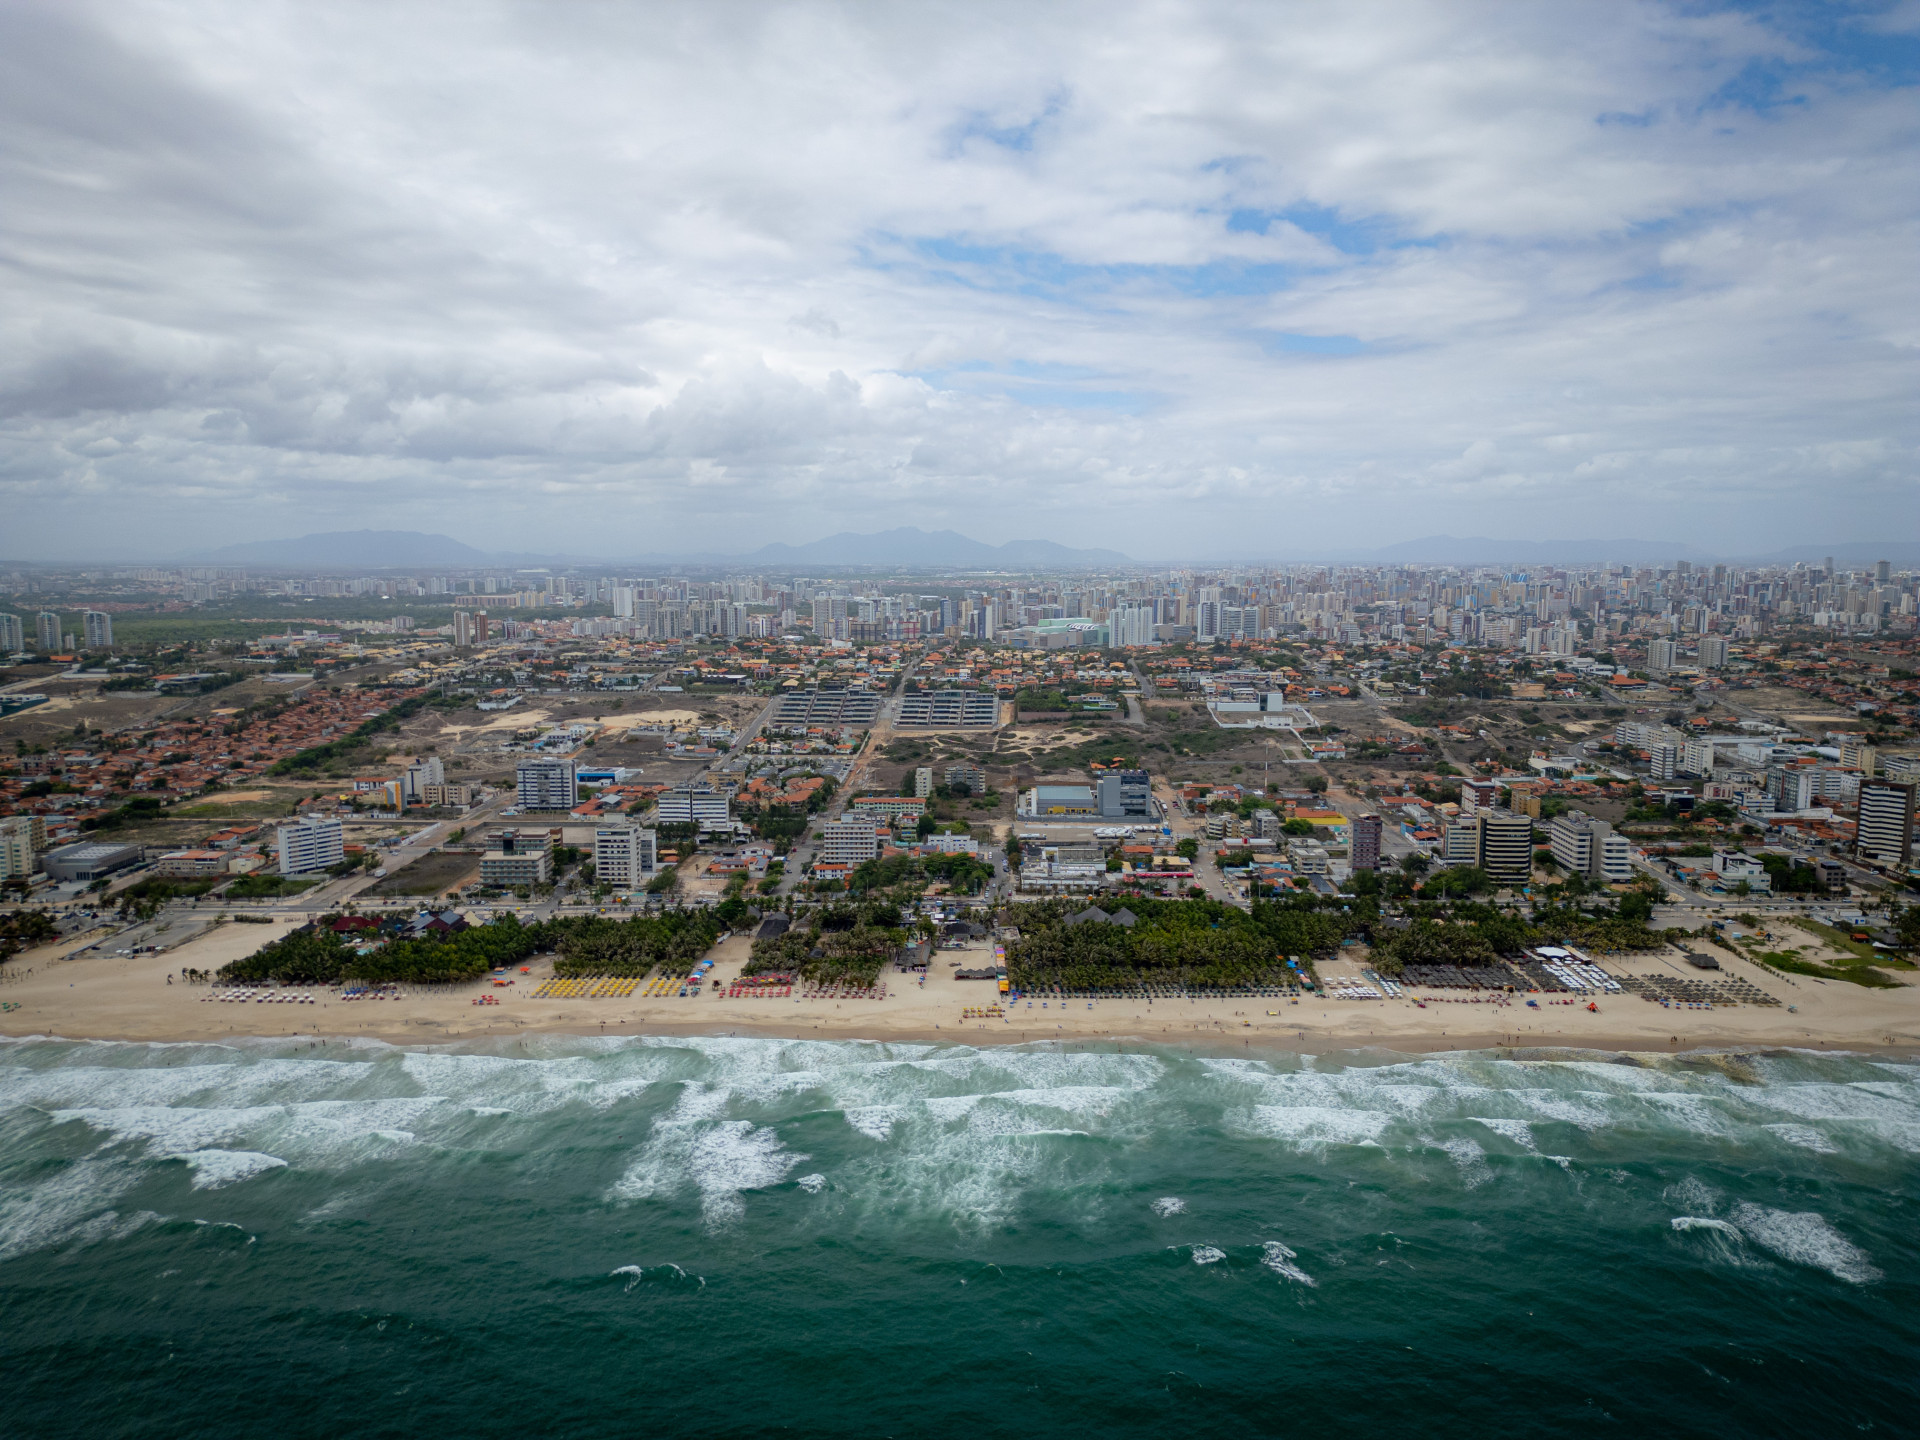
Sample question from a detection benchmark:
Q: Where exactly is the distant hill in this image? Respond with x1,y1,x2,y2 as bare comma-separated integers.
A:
199,530,489,567
744,527,1128,568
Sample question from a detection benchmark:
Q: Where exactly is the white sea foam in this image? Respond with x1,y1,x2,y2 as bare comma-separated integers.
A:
842,1105,906,1141
1763,1123,1840,1154
1246,1104,1391,1150
1439,1137,1492,1188
1665,1176,1720,1213
613,1119,805,1226
1190,1245,1226,1265
1472,1118,1536,1150
795,1173,826,1193
180,1150,288,1189
1261,1240,1317,1286
1730,1203,1882,1285
1671,1216,1741,1234
1150,1196,1185,1217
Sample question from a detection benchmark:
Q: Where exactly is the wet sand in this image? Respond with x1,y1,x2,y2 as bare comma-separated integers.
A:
4,924,1918,1056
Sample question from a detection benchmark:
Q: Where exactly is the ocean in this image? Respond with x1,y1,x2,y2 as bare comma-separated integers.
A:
1,1035,1915,1439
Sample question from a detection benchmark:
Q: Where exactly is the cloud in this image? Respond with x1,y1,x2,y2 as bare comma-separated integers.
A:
0,0,1914,558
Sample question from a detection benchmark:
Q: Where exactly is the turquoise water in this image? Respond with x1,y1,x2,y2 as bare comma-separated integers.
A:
1,1036,1915,1439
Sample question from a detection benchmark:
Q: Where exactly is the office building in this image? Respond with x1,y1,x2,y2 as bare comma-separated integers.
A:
592,824,658,888
1460,778,1498,816
36,612,60,650
1095,770,1153,818
1477,811,1536,886
1771,767,1816,813
400,755,445,803
277,816,345,875
1019,771,1151,819
1351,814,1382,872
82,611,113,649
817,815,880,866
516,757,578,812
0,612,21,651
1440,815,1480,866
1855,779,1915,867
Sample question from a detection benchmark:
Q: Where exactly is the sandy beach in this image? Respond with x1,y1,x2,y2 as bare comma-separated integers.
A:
5,922,1919,1056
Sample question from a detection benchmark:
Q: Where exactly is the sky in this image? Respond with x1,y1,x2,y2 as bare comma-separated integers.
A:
1,0,1916,563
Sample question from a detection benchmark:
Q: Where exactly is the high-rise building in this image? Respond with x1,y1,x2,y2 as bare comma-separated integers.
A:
913,767,934,799
1477,811,1536,887
592,824,658,888
1839,740,1877,775
1460,778,1498,816
1771,767,1816,813
945,763,986,795
0,613,22,651
1697,635,1728,668
1646,638,1678,672
515,757,578,812
0,816,36,879
1681,739,1715,777
1440,815,1480,866
1351,814,1382,872
277,816,345,875
1548,811,1632,882
453,610,478,647
400,755,445,803
1649,742,1678,781
818,815,880,866
82,611,113,649
1875,560,1892,585
654,784,729,828
1855,780,1915,866
36,612,60,650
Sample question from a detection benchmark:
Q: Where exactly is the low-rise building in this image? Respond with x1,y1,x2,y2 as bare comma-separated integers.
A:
155,849,230,878
43,841,144,883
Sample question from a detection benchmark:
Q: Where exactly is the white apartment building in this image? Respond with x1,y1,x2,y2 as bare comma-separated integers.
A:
655,784,730,828
277,816,345,876
0,815,35,879
516,757,578,811
401,755,445,803
1548,811,1633,882
593,824,658,888
83,610,113,648
817,815,880,866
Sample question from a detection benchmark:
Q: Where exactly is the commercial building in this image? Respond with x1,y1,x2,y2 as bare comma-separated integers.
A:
1548,811,1633,882
1710,851,1771,890
1351,813,1382,872
515,757,578,812
1771,767,1817,813
655,784,731,827
592,824,658,888
817,815,880,866
1855,779,1915,867
1018,771,1151,819
1460,778,1498,816
277,816,345,875
43,842,144,883
1477,811,1537,887
1440,816,1480,866
480,828,555,886
155,850,230,878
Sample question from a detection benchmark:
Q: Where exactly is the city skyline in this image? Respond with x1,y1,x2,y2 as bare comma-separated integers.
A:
3,4,1917,558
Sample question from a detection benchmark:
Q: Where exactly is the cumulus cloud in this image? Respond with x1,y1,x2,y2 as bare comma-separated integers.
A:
0,0,1914,558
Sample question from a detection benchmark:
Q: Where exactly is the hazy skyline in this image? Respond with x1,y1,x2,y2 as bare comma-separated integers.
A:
2,0,1916,561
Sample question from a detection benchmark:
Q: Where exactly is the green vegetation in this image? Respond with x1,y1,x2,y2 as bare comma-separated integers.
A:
1,910,59,964
743,900,906,986
1007,895,1351,992
225,873,317,899
847,850,994,895
1748,943,1901,990
115,875,222,920
550,910,727,977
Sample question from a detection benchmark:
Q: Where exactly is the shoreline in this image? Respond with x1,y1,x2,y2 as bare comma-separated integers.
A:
6,920,1919,1060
